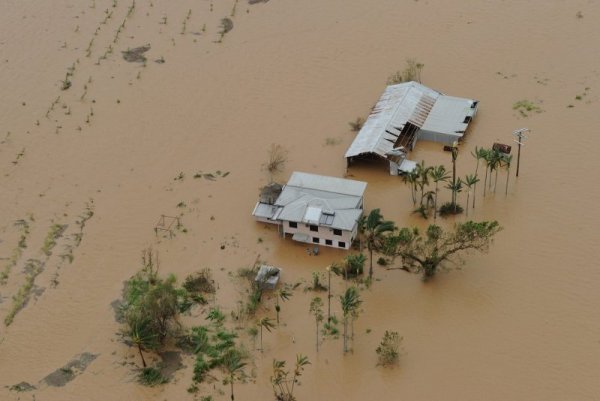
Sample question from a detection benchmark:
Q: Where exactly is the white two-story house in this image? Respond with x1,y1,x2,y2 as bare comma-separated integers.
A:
252,172,367,250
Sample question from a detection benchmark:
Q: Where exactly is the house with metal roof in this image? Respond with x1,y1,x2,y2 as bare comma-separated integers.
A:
252,172,367,250
345,81,478,175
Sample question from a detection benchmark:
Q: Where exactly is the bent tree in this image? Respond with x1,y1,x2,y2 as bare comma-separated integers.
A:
383,221,502,281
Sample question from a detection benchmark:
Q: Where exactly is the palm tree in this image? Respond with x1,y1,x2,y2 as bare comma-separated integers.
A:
446,178,463,213
257,317,276,352
127,313,159,368
430,165,450,222
356,214,366,252
271,355,310,401
484,148,502,194
450,141,459,188
221,348,247,401
414,161,433,206
340,287,361,353
402,170,419,206
471,147,488,208
483,148,496,197
274,288,292,325
309,297,324,352
491,149,502,193
362,209,395,280
463,174,479,217
503,154,513,195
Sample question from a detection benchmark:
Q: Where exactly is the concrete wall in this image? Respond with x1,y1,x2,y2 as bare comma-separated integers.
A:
282,220,356,250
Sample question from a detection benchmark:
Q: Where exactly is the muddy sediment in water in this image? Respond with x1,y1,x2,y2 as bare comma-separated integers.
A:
1,1,600,400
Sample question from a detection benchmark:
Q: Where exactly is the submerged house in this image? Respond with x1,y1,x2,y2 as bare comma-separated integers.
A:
252,172,367,250
345,81,478,175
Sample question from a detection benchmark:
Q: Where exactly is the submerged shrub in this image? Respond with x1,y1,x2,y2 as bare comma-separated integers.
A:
438,202,463,217
138,367,168,386
376,331,402,366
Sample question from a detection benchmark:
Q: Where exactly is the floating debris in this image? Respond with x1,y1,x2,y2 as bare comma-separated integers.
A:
122,45,151,63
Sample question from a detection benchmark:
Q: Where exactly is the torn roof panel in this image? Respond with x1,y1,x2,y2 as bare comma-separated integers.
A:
345,81,477,159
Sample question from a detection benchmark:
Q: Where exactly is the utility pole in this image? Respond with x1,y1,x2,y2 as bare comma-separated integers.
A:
326,265,331,322
512,128,530,177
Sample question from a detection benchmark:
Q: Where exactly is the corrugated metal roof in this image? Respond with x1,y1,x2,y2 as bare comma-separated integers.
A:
253,172,366,231
286,172,367,197
421,96,476,135
345,81,476,159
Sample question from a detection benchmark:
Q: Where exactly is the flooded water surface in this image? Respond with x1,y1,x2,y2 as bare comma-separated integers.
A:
1,0,600,400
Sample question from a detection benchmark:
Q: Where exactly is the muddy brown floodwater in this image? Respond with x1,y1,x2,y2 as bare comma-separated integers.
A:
1,0,600,400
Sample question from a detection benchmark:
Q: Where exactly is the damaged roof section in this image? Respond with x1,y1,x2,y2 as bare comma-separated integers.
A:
345,81,478,160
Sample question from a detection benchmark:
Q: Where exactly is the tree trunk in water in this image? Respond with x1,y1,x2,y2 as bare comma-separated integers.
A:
473,160,479,207
260,327,263,352
230,379,235,401
368,247,373,279
505,167,510,196
434,183,438,222
494,169,498,193
483,167,488,197
343,317,348,353
138,344,147,368
466,191,470,217
316,320,319,352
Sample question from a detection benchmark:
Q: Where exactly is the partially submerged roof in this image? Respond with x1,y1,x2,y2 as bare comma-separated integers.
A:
345,81,477,159
252,172,366,231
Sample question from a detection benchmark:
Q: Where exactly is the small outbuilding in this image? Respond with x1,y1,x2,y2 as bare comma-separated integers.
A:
345,81,478,175
255,265,281,290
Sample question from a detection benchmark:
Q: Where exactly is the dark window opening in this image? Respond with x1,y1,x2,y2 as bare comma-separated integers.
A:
310,225,318,232
289,221,297,228
338,241,346,248
463,116,472,124
319,213,335,225
333,229,342,236
325,239,333,246
312,237,320,244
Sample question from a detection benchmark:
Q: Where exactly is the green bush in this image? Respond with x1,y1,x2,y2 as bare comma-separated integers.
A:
138,367,168,386
438,202,463,217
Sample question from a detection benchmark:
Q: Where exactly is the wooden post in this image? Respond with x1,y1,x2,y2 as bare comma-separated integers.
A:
516,139,522,177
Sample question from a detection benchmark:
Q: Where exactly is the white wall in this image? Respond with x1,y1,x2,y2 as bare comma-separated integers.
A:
282,220,355,250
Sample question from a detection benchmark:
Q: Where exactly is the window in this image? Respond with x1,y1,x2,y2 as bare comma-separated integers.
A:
463,116,472,124
319,212,335,225
289,221,297,228
333,229,342,236
338,241,346,248
310,225,318,232
312,237,320,244
325,239,332,246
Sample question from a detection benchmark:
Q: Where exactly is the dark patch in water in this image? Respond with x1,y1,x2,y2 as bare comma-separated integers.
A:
42,352,98,387
122,45,151,63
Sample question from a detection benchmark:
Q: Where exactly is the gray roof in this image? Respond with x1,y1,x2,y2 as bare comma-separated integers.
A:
345,81,477,158
421,95,474,135
286,172,367,197
252,172,366,231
